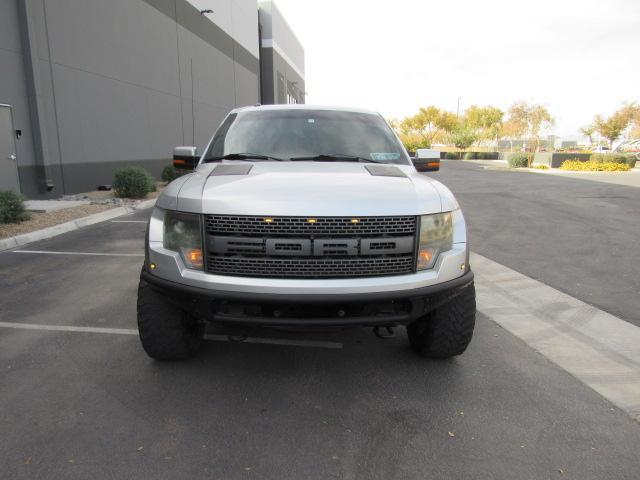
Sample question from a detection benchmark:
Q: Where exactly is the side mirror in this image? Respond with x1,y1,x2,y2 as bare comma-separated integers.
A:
173,146,198,170
412,149,440,172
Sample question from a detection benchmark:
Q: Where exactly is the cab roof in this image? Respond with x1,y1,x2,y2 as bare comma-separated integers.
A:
230,104,380,116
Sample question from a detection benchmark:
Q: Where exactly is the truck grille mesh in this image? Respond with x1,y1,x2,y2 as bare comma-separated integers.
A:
205,215,417,236
207,256,415,279
204,215,417,279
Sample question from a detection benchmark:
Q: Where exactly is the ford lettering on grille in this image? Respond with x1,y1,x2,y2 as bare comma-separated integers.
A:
204,215,418,279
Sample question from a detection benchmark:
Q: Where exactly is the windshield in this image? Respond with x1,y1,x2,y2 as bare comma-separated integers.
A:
203,109,410,164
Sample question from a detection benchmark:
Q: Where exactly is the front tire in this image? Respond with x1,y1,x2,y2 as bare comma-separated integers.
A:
407,282,476,358
137,277,204,360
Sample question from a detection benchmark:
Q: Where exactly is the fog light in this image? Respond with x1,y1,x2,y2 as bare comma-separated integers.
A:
149,262,157,270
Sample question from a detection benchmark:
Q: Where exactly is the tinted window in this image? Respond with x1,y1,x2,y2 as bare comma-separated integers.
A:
204,110,409,164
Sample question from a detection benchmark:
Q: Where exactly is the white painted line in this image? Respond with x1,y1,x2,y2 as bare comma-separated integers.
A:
205,334,343,349
0,321,138,335
12,250,144,257
472,252,640,422
111,220,148,223
0,321,343,350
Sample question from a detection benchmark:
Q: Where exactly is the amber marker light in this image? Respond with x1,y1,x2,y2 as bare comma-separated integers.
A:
307,218,317,223
350,219,360,223
419,250,433,263
149,262,157,270
186,248,203,267
417,248,437,270
264,218,274,223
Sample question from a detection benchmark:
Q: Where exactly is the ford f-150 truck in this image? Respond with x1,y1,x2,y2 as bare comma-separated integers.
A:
138,105,475,360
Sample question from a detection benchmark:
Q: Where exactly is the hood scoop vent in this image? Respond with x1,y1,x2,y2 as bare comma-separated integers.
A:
210,164,253,176
364,165,407,178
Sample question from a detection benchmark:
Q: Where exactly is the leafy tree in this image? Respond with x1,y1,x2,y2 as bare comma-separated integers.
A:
399,106,457,148
502,101,554,165
595,113,628,147
617,102,640,140
450,128,477,153
463,105,504,145
579,125,596,144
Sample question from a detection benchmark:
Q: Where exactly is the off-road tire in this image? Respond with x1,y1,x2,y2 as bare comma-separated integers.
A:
407,282,476,358
137,277,204,360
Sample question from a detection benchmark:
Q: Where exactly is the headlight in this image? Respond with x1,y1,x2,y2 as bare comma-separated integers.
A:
417,212,453,270
163,211,203,270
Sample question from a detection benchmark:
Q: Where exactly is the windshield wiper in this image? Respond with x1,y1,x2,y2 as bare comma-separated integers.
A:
205,153,287,162
289,154,382,163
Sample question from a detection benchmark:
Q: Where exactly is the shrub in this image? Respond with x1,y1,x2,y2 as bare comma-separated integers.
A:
0,190,31,224
444,152,459,160
560,159,630,171
590,153,636,168
508,153,529,168
464,152,475,160
113,167,156,198
161,165,182,182
532,164,549,169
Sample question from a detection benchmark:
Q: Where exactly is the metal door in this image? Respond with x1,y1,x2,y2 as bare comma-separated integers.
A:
0,105,20,192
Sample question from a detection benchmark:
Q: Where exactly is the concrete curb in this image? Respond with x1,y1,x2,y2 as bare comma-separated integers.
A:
0,198,156,252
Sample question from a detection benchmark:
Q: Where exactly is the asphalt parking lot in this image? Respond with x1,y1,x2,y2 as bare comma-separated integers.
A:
434,161,640,326
2,164,640,479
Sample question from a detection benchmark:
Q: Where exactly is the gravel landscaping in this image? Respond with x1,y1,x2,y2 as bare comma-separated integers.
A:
0,204,115,240
0,183,166,240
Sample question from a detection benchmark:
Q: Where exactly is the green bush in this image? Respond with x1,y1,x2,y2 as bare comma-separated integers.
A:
161,165,179,182
444,152,459,159
508,153,529,168
460,152,499,160
0,190,31,224
590,153,636,168
113,167,156,198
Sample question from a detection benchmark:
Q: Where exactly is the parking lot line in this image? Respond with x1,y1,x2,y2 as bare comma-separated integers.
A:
11,250,144,257
0,321,138,335
0,321,343,350
472,252,640,421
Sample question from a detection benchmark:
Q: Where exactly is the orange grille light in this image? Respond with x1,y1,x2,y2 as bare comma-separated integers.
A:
307,218,317,223
419,250,433,263
187,248,203,266
174,159,186,165
264,218,274,223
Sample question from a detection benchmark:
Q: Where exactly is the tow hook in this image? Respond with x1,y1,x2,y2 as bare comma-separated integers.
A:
373,326,395,339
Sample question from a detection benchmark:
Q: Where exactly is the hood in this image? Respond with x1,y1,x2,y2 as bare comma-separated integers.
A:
159,162,446,216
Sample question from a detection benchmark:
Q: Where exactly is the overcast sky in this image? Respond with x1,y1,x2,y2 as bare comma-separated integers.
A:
275,0,639,138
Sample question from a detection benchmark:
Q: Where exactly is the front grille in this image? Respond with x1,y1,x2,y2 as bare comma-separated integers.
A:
207,256,415,279
205,215,416,236
204,215,417,279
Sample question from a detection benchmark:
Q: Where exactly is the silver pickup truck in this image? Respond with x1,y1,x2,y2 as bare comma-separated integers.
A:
138,105,475,360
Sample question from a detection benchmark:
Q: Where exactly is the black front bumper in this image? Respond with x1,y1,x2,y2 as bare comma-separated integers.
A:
140,268,474,327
